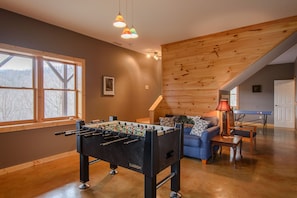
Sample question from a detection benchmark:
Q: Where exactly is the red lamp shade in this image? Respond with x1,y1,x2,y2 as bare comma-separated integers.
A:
216,99,231,111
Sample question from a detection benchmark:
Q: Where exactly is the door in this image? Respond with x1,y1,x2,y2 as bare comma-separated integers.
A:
274,80,295,128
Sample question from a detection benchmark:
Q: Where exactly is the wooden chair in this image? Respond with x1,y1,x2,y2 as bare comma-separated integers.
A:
227,110,257,153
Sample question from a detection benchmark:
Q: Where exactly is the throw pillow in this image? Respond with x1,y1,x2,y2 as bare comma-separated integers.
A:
201,117,219,127
190,117,210,136
159,117,175,127
186,116,200,125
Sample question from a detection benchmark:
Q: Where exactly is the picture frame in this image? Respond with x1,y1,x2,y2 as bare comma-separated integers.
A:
103,76,115,95
252,85,262,93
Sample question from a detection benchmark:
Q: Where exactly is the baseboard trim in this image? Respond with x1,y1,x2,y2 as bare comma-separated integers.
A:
0,150,77,176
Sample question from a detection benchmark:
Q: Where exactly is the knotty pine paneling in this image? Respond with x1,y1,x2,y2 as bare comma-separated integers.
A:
160,15,297,116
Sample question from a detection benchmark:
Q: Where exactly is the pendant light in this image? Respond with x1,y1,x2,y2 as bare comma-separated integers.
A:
121,26,131,39
113,0,126,28
121,0,131,39
129,0,138,38
113,0,138,39
130,26,138,38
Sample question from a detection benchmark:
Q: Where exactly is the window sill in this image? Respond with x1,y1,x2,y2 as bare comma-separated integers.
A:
0,119,77,134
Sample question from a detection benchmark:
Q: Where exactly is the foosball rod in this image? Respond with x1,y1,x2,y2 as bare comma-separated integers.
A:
77,129,102,136
65,129,90,136
156,172,176,189
89,158,100,165
100,137,129,146
123,138,140,144
54,129,90,136
54,130,75,136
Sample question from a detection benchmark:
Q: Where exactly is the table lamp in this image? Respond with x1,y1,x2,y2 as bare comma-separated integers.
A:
216,99,231,136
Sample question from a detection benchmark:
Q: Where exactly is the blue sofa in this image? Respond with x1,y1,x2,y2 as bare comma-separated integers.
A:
160,115,220,164
183,117,220,164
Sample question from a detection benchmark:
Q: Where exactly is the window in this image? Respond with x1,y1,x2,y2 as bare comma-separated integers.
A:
230,86,238,109
43,60,77,119
0,44,84,128
0,52,34,123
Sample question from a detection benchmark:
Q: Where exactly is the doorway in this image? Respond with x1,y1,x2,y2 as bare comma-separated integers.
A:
274,79,295,128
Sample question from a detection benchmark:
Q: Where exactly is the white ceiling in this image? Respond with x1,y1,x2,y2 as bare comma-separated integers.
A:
1,0,297,64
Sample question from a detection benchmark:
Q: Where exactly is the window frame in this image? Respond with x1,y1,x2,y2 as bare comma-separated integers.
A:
0,43,85,133
230,86,239,109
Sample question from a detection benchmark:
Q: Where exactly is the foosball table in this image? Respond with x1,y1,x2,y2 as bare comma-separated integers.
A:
55,120,183,198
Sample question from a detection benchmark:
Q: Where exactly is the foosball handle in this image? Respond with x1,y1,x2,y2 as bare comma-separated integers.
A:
65,131,75,136
54,131,65,135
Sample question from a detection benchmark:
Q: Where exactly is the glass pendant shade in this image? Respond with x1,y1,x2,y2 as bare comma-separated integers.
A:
113,13,126,28
130,27,138,38
121,27,131,39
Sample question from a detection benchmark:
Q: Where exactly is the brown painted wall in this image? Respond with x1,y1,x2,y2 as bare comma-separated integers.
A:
159,16,297,116
239,63,294,124
0,125,76,168
0,9,161,168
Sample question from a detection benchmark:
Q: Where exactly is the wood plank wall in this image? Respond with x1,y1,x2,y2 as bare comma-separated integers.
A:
155,16,297,119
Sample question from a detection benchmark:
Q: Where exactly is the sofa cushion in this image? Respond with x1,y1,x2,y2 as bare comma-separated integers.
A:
184,127,192,135
159,116,175,127
184,134,201,147
190,117,210,136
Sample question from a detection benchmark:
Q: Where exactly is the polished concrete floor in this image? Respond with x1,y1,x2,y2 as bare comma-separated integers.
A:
0,126,297,198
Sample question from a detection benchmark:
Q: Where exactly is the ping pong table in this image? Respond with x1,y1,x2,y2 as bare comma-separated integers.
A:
233,110,273,128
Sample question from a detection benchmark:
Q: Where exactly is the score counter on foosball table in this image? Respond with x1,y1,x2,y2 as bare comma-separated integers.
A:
56,120,183,198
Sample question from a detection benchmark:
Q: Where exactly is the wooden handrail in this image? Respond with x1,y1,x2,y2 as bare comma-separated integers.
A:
149,95,163,111
149,95,163,124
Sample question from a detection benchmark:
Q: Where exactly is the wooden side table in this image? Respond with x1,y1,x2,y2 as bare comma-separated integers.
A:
211,135,243,168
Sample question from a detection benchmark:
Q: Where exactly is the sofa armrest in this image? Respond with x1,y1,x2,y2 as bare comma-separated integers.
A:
200,126,220,142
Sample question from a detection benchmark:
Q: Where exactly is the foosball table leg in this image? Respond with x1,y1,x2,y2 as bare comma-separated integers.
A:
79,183,90,189
170,161,181,196
144,175,157,198
109,163,118,175
79,154,90,189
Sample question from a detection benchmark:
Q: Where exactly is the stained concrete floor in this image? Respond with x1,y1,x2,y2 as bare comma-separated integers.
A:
0,126,296,198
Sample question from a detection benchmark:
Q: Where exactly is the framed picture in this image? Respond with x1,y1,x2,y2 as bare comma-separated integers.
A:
252,85,262,93
103,76,115,95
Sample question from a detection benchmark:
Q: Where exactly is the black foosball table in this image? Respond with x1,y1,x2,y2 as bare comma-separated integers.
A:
55,120,183,198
